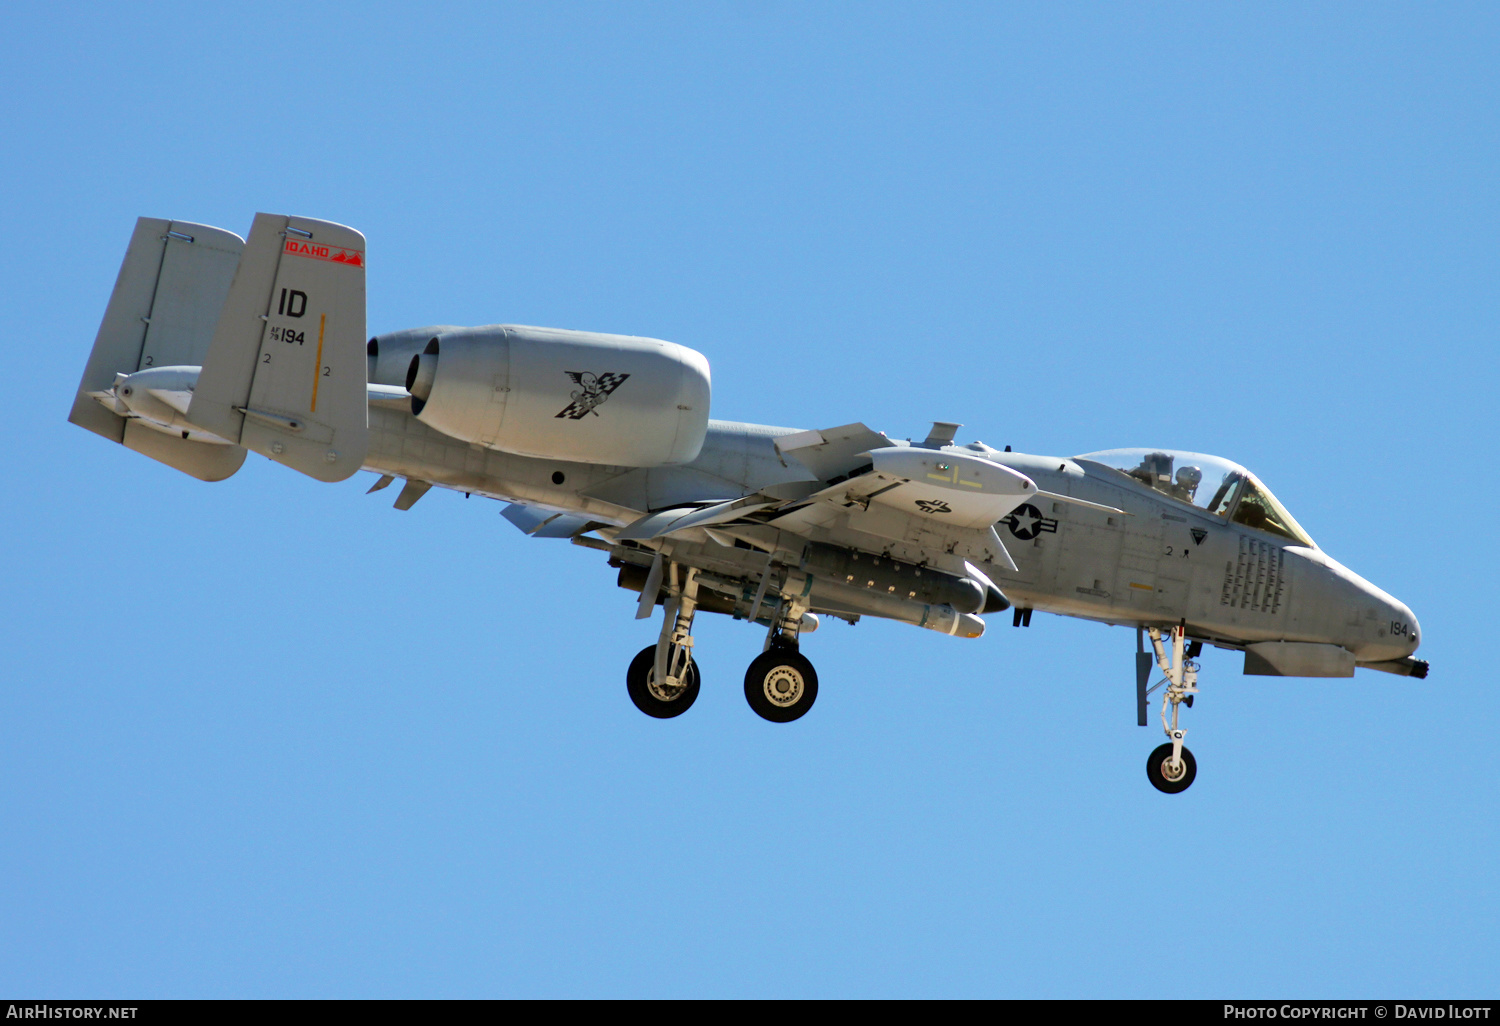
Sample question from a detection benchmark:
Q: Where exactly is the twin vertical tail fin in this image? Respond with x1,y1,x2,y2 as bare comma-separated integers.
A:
70,213,370,483
188,214,369,482
68,218,248,481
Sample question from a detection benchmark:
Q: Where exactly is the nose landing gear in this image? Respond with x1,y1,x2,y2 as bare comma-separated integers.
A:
1145,625,1200,794
1147,741,1196,793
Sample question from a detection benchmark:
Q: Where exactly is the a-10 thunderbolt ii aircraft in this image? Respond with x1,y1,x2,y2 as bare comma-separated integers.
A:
69,214,1428,793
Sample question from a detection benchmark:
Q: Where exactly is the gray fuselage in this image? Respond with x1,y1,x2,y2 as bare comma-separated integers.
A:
362,406,1420,665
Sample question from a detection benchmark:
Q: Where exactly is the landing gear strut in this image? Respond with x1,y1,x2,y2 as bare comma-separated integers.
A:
626,644,700,718
744,596,819,722
622,554,824,723
1144,625,1199,794
626,561,702,719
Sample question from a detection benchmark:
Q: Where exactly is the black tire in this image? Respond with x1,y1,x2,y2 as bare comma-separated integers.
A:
626,644,700,719
744,647,819,723
1146,742,1197,794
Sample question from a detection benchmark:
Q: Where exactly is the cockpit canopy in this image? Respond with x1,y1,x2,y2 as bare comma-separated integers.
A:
1075,448,1316,548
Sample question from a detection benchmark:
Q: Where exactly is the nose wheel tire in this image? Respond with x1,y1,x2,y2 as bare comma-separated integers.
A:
1146,742,1197,794
744,647,819,723
626,644,700,719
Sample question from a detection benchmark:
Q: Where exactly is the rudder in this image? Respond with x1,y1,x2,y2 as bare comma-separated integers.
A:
188,213,368,483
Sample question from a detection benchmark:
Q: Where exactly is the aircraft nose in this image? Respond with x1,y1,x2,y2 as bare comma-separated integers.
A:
1402,603,1422,654
1320,552,1421,661
1378,593,1421,655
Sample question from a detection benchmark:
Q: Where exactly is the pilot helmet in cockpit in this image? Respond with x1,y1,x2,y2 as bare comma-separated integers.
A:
1172,465,1202,502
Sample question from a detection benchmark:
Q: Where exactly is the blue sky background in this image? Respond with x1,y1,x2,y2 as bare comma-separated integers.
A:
2,1,1496,997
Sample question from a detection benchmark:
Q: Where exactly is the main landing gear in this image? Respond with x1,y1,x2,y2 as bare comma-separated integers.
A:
744,597,819,723
624,559,820,723
626,644,700,718
1143,625,1201,794
626,561,702,718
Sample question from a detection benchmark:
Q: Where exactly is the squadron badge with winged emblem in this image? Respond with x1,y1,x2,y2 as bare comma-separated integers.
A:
556,371,630,419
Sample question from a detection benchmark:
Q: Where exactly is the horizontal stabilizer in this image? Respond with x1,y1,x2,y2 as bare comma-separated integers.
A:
188,213,368,482
122,420,246,481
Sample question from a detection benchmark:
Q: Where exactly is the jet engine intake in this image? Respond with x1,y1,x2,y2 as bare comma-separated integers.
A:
405,324,711,467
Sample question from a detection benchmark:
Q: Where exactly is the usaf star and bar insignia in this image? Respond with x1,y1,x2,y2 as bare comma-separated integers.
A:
1002,503,1059,540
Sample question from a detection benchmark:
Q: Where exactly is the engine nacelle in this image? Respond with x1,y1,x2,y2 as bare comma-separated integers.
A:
367,325,461,387
406,325,711,466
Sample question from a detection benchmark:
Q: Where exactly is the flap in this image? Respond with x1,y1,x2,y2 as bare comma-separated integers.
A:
501,503,596,538
616,495,775,541
773,422,891,481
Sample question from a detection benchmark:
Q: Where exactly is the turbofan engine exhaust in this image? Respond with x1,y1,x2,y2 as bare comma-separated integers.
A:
405,338,439,413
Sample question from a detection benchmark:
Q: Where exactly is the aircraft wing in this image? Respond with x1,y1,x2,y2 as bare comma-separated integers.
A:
753,446,1038,569
616,495,779,541
601,441,1045,574
501,503,602,539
